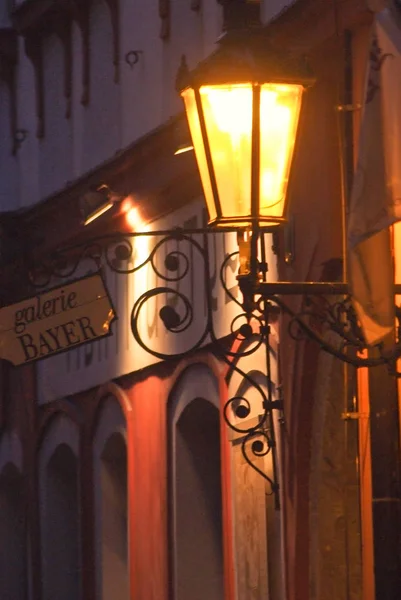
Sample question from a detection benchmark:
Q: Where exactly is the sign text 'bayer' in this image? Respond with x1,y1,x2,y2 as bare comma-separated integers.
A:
0,273,116,365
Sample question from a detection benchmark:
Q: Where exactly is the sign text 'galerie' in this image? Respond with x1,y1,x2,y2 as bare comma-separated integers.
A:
0,273,116,365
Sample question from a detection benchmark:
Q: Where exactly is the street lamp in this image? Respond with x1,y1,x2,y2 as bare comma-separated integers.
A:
177,32,313,230
177,30,401,367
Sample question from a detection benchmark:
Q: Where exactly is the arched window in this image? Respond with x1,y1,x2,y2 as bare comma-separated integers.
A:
0,463,26,600
39,417,81,600
93,397,128,600
169,364,224,600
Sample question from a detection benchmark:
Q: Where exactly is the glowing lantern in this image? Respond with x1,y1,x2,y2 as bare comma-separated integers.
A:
177,33,313,228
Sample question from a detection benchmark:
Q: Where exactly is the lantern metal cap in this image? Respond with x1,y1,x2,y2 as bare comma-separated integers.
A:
176,29,315,92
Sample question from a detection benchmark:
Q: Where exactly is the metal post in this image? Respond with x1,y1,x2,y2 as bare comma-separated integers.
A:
257,281,401,296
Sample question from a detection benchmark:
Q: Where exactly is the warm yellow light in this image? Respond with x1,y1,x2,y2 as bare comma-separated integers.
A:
259,84,303,221
200,84,253,221
181,81,303,228
125,206,143,230
201,85,252,137
174,144,194,156
120,196,145,231
181,88,217,221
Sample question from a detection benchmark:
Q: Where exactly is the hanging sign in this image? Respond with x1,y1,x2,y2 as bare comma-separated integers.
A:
0,273,116,366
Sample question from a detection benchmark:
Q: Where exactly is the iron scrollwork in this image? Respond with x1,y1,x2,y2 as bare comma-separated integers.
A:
26,227,401,507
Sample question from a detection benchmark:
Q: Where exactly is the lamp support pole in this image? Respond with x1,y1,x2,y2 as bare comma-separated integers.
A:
257,281,401,296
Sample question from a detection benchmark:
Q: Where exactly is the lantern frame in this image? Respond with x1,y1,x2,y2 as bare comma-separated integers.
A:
177,31,314,229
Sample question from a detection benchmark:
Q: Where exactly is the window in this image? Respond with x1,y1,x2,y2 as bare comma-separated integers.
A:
41,443,81,600
169,364,224,600
38,417,82,600
0,463,26,600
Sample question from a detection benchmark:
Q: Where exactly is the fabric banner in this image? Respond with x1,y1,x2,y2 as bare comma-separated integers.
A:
348,8,401,345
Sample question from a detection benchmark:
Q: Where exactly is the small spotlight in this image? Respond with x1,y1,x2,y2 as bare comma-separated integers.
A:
83,201,114,225
174,143,194,156
81,185,119,226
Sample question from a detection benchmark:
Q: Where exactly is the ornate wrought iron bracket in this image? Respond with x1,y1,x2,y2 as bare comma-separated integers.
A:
244,278,401,369
24,227,401,508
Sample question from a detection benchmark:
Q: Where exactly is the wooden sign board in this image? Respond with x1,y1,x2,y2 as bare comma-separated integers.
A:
0,273,116,366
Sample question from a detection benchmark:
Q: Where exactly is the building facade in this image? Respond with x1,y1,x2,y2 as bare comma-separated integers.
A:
0,1,400,600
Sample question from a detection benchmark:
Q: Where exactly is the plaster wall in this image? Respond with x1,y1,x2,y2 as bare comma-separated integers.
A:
14,35,40,208
0,81,18,210
82,0,120,172
0,430,22,471
261,0,299,24
0,0,223,210
0,0,10,26
40,34,73,197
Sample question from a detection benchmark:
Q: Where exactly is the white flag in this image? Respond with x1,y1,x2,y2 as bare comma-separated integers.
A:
348,8,401,345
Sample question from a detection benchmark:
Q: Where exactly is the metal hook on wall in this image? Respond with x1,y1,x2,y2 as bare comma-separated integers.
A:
125,50,143,69
13,129,29,153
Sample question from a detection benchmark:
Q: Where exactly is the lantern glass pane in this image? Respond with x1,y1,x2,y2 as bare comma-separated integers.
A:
200,84,253,222
181,88,217,222
259,84,303,222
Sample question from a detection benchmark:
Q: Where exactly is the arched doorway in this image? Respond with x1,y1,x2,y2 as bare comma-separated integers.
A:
93,397,128,600
40,443,81,600
169,364,224,600
0,463,26,600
